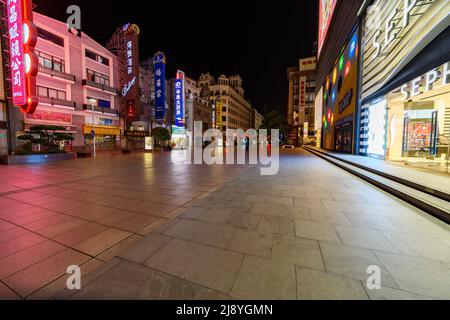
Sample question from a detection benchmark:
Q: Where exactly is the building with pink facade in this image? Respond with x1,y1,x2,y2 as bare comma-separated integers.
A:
9,12,122,152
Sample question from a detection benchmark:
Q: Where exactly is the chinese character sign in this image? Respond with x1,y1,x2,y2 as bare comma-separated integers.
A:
154,52,166,124
174,71,185,127
7,0,38,114
122,24,140,119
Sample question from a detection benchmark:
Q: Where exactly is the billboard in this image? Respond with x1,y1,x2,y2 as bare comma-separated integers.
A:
121,24,140,119
174,71,185,127
318,0,337,58
154,52,166,124
7,0,38,114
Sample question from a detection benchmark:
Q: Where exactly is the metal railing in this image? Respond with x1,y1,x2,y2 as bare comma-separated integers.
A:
38,96,76,108
82,104,119,116
38,65,76,82
82,79,118,94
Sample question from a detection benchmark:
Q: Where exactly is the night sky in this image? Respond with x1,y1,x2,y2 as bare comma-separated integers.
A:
33,0,318,116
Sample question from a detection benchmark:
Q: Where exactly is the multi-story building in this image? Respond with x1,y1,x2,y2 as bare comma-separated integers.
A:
185,76,212,131
287,57,316,145
7,12,121,152
198,73,253,132
252,108,264,130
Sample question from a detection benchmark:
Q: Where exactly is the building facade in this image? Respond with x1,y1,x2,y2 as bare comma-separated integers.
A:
252,108,264,130
314,0,364,153
287,57,317,145
198,73,253,132
6,12,121,152
358,0,450,172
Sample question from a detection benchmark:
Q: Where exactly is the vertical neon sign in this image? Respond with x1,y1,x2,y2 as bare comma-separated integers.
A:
154,52,166,124
174,71,185,127
7,0,38,114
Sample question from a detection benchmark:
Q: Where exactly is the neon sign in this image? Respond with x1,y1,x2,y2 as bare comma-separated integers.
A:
318,0,337,58
174,71,185,128
7,0,38,114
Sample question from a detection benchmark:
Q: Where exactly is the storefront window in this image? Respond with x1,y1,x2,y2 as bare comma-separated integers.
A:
385,62,450,172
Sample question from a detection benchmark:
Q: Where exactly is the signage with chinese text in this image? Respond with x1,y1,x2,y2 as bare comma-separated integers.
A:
121,24,140,119
7,0,38,114
174,71,185,127
154,52,166,124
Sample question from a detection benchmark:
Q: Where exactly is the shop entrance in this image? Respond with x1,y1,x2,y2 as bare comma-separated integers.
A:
335,122,353,154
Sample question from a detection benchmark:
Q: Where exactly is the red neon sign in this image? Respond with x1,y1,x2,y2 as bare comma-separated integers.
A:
7,0,38,114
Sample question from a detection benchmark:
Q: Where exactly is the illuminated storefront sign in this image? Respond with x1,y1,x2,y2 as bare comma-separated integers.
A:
216,100,223,129
26,110,72,124
174,71,185,127
400,62,450,100
121,24,140,119
7,0,38,114
361,0,449,100
299,76,306,125
318,0,337,58
154,52,166,124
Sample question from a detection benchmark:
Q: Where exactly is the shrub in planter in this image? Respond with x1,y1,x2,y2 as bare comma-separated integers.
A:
17,125,74,154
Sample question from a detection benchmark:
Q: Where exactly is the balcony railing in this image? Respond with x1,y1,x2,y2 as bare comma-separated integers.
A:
82,79,118,95
82,104,119,116
38,66,76,82
38,96,76,108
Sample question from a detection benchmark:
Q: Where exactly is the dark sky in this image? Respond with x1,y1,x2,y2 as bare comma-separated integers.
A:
33,0,318,115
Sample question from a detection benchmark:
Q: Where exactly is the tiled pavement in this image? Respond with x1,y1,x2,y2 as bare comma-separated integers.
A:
1,149,450,300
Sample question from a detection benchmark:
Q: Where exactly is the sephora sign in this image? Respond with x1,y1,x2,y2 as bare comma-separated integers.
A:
7,0,38,114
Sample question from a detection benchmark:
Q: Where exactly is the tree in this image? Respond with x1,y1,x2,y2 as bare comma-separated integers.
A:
151,127,171,148
17,125,74,154
260,111,288,139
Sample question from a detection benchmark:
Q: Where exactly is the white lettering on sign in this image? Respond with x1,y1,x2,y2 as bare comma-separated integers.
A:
400,62,450,100
122,76,136,97
371,0,425,60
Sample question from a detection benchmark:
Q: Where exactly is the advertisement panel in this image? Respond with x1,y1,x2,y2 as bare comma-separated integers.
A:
322,29,359,153
174,71,185,127
314,88,323,131
318,0,337,58
154,52,166,124
359,98,387,158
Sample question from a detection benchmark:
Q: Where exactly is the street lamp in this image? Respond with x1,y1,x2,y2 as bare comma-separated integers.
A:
88,98,97,158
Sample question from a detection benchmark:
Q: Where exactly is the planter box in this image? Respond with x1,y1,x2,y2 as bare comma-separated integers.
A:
1,153,77,165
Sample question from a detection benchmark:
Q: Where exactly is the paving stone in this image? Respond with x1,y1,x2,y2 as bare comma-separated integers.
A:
119,234,171,264
192,223,237,248
374,251,450,299
257,215,295,237
231,256,296,300
271,238,325,271
145,239,243,294
67,260,230,300
0,282,21,300
162,219,206,240
319,242,400,289
4,248,91,297
74,228,132,257
228,229,274,258
335,226,399,253
0,233,47,260
0,240,66,279
296,267,369,300
295,220,341,243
